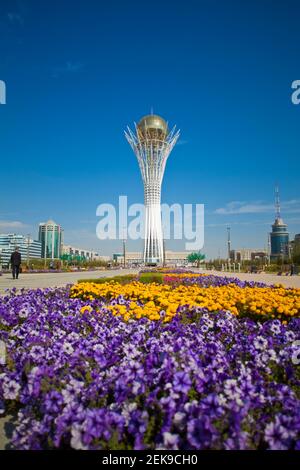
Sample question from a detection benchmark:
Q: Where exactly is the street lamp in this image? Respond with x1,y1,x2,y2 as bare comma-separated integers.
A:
280,243,284,271
267,234,271,266
227,226,231,268
123,238,126,268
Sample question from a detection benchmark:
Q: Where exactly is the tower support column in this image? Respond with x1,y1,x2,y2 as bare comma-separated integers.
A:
144,181,163,263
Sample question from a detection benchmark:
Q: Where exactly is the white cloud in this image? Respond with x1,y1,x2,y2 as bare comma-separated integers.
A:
0,220,27,229
215,199,300,215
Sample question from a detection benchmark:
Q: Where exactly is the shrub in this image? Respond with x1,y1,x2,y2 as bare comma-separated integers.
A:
77,274,137,285
138,272,164,284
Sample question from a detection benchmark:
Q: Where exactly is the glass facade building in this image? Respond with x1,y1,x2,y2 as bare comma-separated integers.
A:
0,234,42,267
270,218,289,260
38,220,63,259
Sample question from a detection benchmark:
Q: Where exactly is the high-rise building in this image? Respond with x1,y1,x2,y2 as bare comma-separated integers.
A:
0,233,42,267
125,114,179,264
270,187,289,261
38,219,63,259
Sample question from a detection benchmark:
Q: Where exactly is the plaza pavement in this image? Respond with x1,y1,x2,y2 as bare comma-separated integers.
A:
1,268,299,294
0,268,138,295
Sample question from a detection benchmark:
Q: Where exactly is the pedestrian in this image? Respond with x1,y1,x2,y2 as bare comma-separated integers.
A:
290,264,295,276
10,246,22,279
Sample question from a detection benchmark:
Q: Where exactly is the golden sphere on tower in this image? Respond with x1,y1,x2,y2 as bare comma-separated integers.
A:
137,114,168,140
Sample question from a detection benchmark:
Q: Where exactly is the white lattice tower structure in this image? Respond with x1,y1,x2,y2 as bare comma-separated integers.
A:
125,114,180,264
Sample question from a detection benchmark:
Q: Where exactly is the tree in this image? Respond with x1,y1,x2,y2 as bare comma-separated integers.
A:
292,244,300,265
187,252,205,268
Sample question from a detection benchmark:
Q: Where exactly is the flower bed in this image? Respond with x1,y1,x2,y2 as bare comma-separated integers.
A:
0,287,300,450
71,279,300,321
163,273,268,288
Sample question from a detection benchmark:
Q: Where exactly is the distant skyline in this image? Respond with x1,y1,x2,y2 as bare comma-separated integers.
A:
0,0,300,258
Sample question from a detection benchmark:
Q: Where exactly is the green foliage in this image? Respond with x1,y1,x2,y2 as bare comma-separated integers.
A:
188,387,198,401
77,274,137,285
187,251,205,267
23,258,109,270
293,254,300,264
292,242,300,264
139,272,164,284
107,431,129,450
143,408,163,448
265,263,295,274
26,258,58,269
78,272,166,285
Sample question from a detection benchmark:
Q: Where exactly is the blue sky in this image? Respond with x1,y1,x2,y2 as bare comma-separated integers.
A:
0,0,299,258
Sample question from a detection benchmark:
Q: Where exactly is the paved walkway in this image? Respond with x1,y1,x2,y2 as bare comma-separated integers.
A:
198,269,300,288
0,269,137,295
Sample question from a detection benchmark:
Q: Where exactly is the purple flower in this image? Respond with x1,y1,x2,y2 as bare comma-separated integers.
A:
253,335,268,350
173,371,192,394
71,423,88,450
43,391,63,414
159,432,180,449
187,417,216,449
3,379,21,400
264,419,290,450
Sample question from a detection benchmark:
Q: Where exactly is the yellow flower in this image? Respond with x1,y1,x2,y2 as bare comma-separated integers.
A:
80,305,93,314
70,279,300,322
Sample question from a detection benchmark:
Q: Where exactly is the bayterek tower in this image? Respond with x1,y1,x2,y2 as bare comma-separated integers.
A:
125,114,179,265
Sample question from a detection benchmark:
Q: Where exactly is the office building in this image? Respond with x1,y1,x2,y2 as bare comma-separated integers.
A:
38,219,63,259
62,245,100,260
0,233,42,267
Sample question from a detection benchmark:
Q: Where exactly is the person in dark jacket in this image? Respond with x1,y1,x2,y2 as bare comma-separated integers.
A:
290,264,296,276
10,247,22,279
